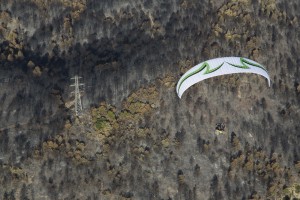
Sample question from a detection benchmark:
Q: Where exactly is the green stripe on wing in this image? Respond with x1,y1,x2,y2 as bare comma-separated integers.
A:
177,62,224,94
226,57,267,72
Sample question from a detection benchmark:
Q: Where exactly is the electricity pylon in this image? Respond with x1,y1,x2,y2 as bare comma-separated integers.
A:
70,75,84,116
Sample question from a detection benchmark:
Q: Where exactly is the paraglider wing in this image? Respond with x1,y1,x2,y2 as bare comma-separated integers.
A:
176,57,271,98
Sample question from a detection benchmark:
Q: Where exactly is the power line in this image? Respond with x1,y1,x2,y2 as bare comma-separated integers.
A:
70,75,84,116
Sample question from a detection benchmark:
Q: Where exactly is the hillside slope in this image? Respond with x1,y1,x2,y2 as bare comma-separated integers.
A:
0,0,300,199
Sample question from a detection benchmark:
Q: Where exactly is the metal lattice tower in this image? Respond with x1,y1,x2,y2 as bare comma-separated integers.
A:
70,75,84,116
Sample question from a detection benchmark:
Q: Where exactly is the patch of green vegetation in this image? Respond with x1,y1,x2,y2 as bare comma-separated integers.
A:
119,110,133,121
95,118,109,130
295,184,300,193
98,106,107,115
282,184,300,199
107,110,115,121
127,101,145,113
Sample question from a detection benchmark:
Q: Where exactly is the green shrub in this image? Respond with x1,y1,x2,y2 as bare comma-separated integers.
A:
95,118,108,130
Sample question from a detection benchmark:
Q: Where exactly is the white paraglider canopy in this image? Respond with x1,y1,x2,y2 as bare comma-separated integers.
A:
176,57,271,98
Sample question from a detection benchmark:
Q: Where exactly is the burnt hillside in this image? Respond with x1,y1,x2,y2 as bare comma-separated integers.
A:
0,0,300,199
